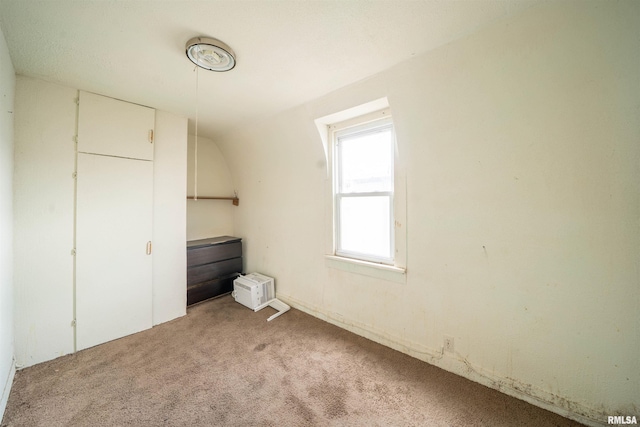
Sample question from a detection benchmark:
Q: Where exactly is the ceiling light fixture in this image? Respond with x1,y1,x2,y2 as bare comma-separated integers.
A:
185,36,236,72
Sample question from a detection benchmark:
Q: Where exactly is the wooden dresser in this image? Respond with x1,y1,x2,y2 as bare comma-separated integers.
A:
187,236,242,306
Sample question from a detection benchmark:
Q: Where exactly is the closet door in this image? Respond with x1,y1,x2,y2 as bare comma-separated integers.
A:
76,153,153,350
75,91,155,350
78,91,155,160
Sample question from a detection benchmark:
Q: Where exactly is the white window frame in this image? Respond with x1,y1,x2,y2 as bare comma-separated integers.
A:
333,117,395,265
315,98,406,283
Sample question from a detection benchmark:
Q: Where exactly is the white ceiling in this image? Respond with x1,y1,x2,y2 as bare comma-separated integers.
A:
0,0,540,140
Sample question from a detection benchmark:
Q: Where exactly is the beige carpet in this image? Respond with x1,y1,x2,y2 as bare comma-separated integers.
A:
2,295,584,426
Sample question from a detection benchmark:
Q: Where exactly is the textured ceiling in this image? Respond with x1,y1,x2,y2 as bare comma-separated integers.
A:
0,0,540,140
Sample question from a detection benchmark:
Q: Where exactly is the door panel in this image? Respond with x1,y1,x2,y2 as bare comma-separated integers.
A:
78,91,155,160
76,153,153,350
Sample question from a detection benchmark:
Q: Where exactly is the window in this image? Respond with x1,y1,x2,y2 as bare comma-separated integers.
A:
315,99,406,282
333,117,395,264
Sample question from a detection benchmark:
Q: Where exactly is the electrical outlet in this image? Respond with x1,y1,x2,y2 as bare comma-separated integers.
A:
444,335,454,353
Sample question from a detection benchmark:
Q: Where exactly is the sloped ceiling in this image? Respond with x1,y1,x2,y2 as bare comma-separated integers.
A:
0,0,541,139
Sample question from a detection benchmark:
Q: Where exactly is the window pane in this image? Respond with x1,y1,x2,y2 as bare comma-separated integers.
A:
339,128,392,193
339,196,391,259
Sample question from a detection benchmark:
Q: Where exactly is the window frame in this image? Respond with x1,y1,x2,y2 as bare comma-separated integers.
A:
332,115,396,265
315,99,406,283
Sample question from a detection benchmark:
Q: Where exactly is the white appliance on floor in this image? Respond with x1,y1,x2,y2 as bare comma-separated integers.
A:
232,273,290,321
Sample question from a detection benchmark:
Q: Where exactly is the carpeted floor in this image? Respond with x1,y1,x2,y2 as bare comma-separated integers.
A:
2,295,585,426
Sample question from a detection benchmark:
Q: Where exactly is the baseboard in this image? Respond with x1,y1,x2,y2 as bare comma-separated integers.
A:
0,358,16,423
277,293,606,427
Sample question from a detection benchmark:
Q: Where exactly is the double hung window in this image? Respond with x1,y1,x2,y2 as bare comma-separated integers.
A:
334,117,395,264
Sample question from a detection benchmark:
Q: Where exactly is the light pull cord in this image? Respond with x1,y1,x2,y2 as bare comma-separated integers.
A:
194,60,199,201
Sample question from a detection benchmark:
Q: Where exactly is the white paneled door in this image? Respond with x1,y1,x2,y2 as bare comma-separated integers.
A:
76,153,154,350
75,91,155,351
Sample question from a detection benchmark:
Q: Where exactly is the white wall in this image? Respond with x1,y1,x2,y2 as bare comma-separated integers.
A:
13,76,76,368
218,1,640,425
186,134,235,240
14,78,188,367
0,20,15,420
153,111,187,325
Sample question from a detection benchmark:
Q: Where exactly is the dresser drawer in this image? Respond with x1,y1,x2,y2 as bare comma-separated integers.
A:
187,241,242,267
187,257,243,286
187,274,236,306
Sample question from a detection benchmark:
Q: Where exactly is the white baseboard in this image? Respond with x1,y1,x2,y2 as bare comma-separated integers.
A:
277,293,606,427
0,358,16,423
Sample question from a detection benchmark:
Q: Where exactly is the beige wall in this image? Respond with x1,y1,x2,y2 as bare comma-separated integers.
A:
0,20,15,418
153,111,188,325
218,1,640,424
186,134,235,241
13,77,76,367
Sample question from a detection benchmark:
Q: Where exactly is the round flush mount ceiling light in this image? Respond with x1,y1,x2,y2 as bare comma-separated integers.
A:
185,36,236,72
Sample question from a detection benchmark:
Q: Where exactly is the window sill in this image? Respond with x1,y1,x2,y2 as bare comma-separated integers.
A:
325,255,406,284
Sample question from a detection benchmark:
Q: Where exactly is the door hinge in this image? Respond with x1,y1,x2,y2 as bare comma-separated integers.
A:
71,248,76,256
148,129,154,143
71,319,76,327
72,172,77,179
74,98,79,105
72,136,78,143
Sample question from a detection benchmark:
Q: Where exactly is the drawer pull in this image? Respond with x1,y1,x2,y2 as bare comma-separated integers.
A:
146,241,152,255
